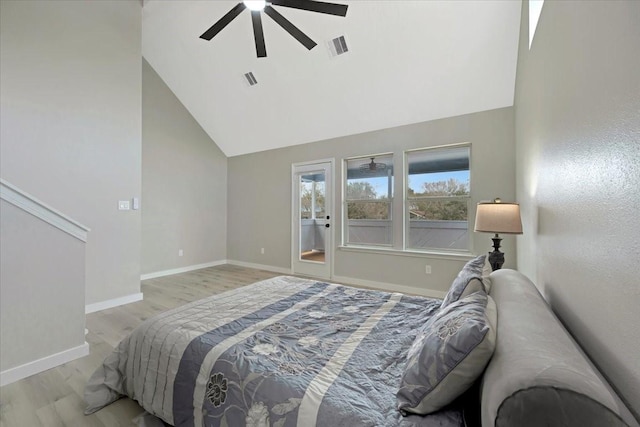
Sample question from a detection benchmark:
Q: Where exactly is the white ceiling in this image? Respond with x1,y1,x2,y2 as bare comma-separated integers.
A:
142,1,521,157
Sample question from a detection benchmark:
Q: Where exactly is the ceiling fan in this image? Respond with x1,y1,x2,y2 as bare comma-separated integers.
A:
360,157,387,173
199,0,348,58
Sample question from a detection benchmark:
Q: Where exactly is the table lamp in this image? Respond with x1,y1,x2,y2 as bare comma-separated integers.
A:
474,198,523,271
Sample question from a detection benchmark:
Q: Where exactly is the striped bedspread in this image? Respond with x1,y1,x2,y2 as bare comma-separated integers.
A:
84,276,465,426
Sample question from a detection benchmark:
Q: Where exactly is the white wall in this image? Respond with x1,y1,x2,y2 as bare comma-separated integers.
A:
0,1,142,306
515,0,640,418
228,107,516,295
0,200,86,374
142,59,227,274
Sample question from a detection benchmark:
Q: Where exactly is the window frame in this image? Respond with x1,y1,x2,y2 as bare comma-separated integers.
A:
342,152,394,248
403,143,472,253
340,143,472,256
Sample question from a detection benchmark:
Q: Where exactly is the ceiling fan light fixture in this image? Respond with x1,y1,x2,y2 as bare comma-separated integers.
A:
244,1,267,11
200,0,348,58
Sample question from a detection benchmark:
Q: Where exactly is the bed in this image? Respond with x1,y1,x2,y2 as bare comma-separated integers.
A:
85,263,639,427
84,275,468,426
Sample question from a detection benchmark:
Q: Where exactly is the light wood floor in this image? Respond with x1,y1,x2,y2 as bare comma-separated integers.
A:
0,265,283,427
300,250,325,263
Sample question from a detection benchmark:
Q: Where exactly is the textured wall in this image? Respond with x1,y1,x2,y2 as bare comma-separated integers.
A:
0,1,142,305
228,107,516,295
515,0,640,418
141,59,227,274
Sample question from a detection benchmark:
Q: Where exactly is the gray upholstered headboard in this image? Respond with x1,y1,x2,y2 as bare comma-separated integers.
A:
480,269,638,427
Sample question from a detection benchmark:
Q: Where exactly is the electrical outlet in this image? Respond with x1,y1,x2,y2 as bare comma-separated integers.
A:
178,249,184,257
118,200,130,210
425,265,432,275
260,248,265,255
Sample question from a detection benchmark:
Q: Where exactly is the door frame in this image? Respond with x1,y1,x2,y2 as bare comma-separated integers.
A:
291,158,335,280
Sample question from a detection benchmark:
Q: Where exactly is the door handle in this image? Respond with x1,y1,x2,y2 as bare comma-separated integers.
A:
325,224,330,228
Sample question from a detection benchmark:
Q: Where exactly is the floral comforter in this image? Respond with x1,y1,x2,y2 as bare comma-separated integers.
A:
84,276,465,426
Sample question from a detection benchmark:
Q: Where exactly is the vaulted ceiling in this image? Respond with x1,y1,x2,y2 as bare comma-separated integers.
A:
142,1,521,157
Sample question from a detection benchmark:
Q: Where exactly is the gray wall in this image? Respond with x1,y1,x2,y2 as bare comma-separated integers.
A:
0,1,142,305
228,107,516,295
515,0,640,418
141,60,227,274
0,200,86,371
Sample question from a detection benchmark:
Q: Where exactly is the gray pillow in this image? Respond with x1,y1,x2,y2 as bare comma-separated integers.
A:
481,255,492,293
441,255,487,308
397,292,497,415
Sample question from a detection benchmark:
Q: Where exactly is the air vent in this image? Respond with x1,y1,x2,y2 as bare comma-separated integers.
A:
243,72,258,86
328,35,349,57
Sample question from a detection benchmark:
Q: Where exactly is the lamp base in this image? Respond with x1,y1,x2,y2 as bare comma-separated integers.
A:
488,234,505,271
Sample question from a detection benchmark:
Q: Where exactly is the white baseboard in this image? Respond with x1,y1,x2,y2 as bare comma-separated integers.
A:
224,260,443,298
331,274,446,299
226,259,292,275
140,260,227,281
0,342,90,387
85,292,143,314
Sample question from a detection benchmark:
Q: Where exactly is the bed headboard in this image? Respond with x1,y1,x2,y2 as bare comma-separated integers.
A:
480,269,638,427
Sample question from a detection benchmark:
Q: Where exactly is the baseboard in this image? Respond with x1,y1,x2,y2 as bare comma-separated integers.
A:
85,292,143,314
0,342,90,387
140,260,227,281
331,274,446,299
226,259,292,275
223,260,443,298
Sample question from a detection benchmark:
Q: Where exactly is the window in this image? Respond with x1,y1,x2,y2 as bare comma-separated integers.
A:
529,0,544,49
300,174,325,220
406,145,470,251
344,154,393,246
341,144,471,254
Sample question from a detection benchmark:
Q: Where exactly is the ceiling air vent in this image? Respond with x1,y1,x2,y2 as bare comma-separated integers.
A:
328,35,349,57
243,72,258,86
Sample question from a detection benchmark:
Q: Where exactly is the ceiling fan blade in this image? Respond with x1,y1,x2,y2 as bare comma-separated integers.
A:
251,11,267,58
264,6,317,50
270,0,348,17
200,2,247,41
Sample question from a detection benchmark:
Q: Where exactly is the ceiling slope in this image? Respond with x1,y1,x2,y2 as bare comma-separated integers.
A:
143,1,521,157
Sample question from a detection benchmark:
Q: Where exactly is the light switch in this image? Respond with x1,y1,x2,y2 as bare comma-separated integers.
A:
118,200,130,210
132,197,139,210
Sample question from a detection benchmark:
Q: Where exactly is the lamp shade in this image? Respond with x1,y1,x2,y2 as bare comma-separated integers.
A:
474,200,523,234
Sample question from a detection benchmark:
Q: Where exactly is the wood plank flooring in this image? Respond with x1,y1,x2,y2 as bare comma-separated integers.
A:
0,264,282,427
300,250,325,262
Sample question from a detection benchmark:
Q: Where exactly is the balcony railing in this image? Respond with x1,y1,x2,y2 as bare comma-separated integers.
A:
346,219,469,250
301,218,469,251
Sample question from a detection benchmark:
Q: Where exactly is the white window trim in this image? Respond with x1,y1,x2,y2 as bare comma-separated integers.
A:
403,143,472,253
337,244,474,261
342,152,394,248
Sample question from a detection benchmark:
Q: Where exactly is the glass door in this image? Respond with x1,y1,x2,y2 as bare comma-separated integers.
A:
292,161,332,279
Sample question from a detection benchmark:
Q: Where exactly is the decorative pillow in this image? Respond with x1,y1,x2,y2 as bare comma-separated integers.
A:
397,292,497,415
440,255,487,309
481,255,493,293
